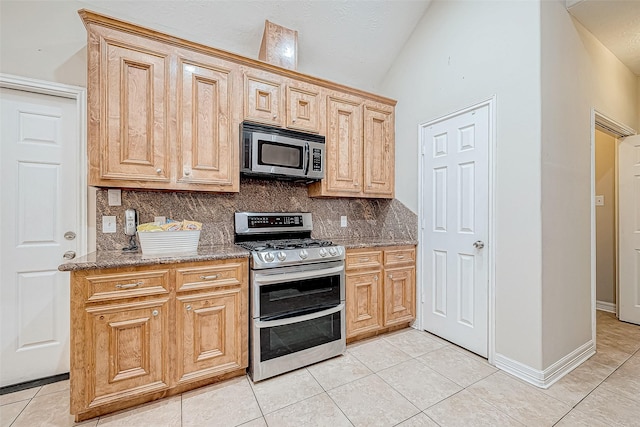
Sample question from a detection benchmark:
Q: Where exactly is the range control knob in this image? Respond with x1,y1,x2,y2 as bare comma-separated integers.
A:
299,249,308,259
329,247,338,256
277,251,287,261
263,252,275,262
319,248,328,257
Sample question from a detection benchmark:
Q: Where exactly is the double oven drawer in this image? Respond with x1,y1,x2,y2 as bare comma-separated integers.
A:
249,260,346,381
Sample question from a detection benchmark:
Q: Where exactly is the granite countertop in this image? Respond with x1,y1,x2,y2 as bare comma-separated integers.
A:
58,244,250,271
330,237,418,249
59,238,418,271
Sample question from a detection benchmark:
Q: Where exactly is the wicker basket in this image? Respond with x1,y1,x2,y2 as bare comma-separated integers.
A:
137,230,200,256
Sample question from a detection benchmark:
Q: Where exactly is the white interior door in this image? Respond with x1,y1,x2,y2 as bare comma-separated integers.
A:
420,103,489,357
619,134,640,325
0,87,79,386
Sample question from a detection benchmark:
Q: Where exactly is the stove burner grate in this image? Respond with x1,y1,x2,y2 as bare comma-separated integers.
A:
237,238,334,251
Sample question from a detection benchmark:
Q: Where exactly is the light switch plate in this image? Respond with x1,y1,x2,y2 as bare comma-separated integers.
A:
102,216,117,233
595,195,605,206
107,189,122,206
340,216,348,227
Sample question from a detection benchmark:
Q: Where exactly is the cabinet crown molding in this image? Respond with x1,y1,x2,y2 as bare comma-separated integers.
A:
78,9,396,106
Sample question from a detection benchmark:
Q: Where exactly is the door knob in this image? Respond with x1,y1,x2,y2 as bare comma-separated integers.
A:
473,241,485,249
63,251,76,259
64,231,76,240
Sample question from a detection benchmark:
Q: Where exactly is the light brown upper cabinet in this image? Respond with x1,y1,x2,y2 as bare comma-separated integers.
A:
244,72,283,127
308,96,395,198
94,35,171,184
243,73,322,134
80,9,395,195
82,12,240,192
286,83,321,134
363,102,395,197
176,50,239,188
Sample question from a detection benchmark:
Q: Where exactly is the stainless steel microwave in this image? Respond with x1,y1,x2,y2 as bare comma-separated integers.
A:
241,122,325,181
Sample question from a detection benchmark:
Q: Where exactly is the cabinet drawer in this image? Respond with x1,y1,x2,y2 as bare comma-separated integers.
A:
176,262,245,292
384,247,416,267
346,250,383,271
86,270,170,302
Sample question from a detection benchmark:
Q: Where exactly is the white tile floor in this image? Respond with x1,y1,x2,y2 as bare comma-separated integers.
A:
1,311,639,427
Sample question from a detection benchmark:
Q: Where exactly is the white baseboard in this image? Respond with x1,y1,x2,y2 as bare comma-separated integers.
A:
494,340,595,389
596,300,616,313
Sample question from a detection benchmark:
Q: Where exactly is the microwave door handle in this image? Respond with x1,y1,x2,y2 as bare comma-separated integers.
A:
304,142,310,175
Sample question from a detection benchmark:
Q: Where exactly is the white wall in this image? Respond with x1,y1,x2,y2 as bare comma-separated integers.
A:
380,0,544,369
0,1,88,87
539,0,638,367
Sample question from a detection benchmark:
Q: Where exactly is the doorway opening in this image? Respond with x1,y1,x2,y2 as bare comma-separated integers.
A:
591,110,636,331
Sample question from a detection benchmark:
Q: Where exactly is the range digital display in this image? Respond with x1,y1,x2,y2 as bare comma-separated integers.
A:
248,215,303,228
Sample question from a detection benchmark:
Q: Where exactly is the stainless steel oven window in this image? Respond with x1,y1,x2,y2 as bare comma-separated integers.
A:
256,303,343,362
251,262,345,319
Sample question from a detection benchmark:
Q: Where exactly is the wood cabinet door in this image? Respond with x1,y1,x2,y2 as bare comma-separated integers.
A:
175,288,245,384
177,56,238,190
363,103,394,197
383,266,415,326
325,96,363,195
99,40,170,183
346,270,382,338
286,85,320,133
85,298,170,408
244,74,283,126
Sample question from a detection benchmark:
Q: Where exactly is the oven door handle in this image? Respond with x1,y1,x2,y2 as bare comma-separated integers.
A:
253,265,344,285
255,303,344,328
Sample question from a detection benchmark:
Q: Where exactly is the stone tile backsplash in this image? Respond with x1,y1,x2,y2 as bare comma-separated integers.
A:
96,178,417,251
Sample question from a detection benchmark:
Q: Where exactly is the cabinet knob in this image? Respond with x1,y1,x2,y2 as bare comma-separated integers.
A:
273,114,277,119
156,168,162,174
152,310,159,316
186,305,192,311
292,117,296,123
374,275,378,281
354,182,359,187
184,170,191,176
388,274,393,279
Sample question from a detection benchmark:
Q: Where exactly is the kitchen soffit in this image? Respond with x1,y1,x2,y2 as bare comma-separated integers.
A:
79,0,433,92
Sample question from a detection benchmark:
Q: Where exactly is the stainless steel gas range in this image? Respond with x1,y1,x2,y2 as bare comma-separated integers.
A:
234,212,346,382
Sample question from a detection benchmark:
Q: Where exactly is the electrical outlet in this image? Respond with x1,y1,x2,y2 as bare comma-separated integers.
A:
340,216,348,227
107,189,122,206
102,216,116,233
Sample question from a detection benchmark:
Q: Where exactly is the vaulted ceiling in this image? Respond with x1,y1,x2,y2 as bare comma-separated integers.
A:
567,0,640,76
79,0,433,92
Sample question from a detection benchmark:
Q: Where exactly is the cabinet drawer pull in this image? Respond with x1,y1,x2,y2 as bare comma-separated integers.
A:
359,258,369,262
115,281,143,289
200,274,219,280
396,255,405,259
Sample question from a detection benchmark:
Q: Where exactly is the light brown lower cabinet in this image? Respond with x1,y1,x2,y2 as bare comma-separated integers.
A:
345,246,416,341
70,259,248,422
